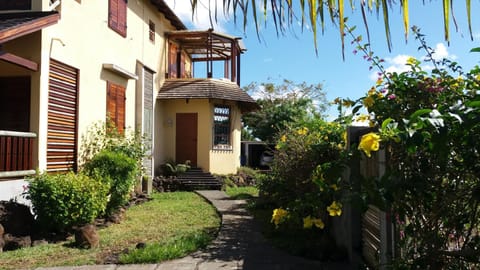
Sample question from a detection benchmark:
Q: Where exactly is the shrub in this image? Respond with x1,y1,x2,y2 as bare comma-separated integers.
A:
83,149,138,215
28,172,109,232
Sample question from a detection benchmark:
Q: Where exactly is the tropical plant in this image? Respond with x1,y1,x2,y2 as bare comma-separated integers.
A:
348,28,480,268
242,79,327,142
191,1,478,55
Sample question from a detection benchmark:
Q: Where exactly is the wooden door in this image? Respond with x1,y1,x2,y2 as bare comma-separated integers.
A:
176,113,197,166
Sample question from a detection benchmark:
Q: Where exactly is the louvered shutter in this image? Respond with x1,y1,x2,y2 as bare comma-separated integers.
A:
116,85,126,134
108,0,127,37
117,0,127,37
106,82,126,134
47,59,79,172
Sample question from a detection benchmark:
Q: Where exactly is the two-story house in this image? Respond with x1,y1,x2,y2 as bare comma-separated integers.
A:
0,0,257,201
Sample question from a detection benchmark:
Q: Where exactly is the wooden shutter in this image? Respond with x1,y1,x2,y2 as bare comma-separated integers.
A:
47,59,79,172
168,42,177,78
143,69,154,176
108,0,127,37
106,82,126,134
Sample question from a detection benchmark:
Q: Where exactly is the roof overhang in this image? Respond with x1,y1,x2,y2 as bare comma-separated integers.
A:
149,0,187,30
0,11,60,44
0,11,59,71
157,78,259,112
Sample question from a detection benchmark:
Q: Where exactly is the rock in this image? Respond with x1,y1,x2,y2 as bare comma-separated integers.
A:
136,242,146,249
108,208,126,224
3,234,31,251
0,223,4,252
74,224,99,249
0,201,35,236
32,239,48,247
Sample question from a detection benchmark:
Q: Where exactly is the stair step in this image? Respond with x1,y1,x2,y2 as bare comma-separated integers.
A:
176,168,221,191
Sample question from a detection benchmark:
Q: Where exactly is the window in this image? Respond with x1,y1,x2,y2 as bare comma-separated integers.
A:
108,0,127,37
213,105,231,150
149,20,155,42
106,82,126,134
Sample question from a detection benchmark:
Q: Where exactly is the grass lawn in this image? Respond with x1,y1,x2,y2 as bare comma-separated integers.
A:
0,192,220,270
225,186,259,199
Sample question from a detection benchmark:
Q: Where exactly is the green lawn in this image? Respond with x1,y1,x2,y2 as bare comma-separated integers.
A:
0,192,220,270
225,186,259,199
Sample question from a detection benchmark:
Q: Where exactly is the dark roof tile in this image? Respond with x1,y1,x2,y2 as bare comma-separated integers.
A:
158,78,259,112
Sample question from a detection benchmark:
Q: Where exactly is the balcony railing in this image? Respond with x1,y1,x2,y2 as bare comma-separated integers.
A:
0,130,36,178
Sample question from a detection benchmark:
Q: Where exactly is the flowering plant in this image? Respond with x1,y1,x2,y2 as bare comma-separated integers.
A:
349,27,480,268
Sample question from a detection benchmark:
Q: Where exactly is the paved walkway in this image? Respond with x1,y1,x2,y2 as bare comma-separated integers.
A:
37,191,352,270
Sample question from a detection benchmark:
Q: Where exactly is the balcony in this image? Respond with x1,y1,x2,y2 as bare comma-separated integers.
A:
166,29,246,85
0,130,36,179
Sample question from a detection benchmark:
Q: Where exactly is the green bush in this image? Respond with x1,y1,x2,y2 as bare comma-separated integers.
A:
83,149,138,215
28,172,109,232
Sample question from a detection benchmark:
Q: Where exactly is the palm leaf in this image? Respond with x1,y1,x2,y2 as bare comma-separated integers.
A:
360,0,371,45
308,0,318,53
443,0,450,43
467,0,473,40
401,0,409,41
339,0,345,59
317,0,325,34
381,0,392,51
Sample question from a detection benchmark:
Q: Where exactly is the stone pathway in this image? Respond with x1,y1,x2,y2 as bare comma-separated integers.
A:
37,191,352,270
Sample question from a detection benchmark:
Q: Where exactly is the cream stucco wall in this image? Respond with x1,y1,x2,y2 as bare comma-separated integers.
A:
1,0,177,172
156,98,241,175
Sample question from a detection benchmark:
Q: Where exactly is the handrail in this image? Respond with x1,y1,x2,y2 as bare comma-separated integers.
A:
0,131,37,178
0,130,37,138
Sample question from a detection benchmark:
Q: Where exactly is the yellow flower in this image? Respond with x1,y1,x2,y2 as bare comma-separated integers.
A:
358,132,381,157
312,218,325,229
330,184,339,191
303,216,325,229
297,127,308,136
303,216,313,229
363,96,375,108
368,87,376,96
280,134,287,142
342,131,347,144
376,77,383,86
271,208,288,227
406,57,417,65
356,114,370,122
327,201,342,217
342,99,354,107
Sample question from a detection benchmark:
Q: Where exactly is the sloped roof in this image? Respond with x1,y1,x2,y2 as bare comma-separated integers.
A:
158,78,259,112
0,11,60,44
150,0,186,30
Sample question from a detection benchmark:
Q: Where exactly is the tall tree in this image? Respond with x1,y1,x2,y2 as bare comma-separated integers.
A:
189,1,476,56
242,79,327,142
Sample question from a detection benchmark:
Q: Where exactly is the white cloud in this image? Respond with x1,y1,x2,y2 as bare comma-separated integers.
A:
431,43,457,61
164,0,230,31
369,54,412,81
369,43,456,81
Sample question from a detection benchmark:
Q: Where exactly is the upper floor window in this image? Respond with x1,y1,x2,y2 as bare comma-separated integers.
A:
213,105,231,150
0,0,31,10
108,0,127,37
149,20,155,42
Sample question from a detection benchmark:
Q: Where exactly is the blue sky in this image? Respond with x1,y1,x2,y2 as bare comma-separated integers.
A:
165,1,480,118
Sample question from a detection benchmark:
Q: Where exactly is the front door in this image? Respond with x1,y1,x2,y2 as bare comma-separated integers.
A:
176,113,197,166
